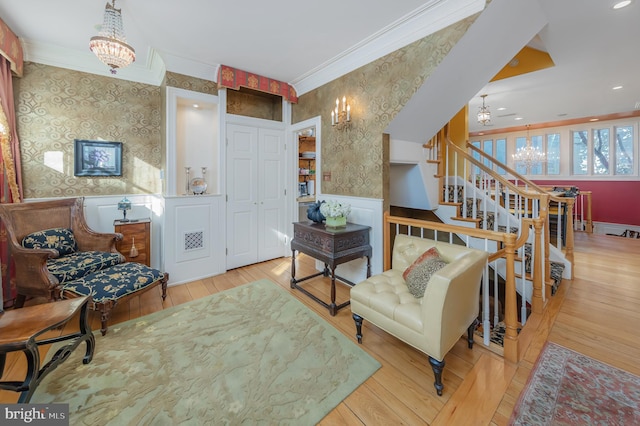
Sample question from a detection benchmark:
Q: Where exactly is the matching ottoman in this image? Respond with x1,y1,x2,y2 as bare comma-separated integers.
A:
61,262,168,335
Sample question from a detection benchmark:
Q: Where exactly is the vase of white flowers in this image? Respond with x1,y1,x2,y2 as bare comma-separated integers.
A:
320,200,351,228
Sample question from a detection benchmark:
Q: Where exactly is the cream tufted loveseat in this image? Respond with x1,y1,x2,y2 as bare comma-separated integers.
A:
350,234,488,395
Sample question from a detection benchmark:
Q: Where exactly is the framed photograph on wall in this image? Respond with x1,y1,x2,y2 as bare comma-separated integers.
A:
74,139,123,177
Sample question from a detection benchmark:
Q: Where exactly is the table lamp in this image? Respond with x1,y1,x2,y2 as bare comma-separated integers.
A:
117,197,132,222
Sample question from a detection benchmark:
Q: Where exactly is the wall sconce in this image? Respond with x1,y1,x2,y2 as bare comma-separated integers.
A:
331,96,351,130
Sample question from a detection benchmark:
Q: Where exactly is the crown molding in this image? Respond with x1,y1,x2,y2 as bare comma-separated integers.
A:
290,0,485,96
160,52,219,83
21,39,166,86
19,0,484,91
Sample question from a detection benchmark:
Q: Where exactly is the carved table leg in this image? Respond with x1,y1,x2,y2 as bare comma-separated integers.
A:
290,250,296,289
79,300,95,364
329,267,337,316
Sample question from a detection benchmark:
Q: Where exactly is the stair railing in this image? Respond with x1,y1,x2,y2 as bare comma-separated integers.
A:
466,142,575,280
442,135,551,306
384,212,538,363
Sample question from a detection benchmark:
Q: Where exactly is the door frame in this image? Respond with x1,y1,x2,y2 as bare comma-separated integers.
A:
288,116,322,246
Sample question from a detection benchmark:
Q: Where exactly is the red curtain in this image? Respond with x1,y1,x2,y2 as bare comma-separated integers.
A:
0,56,23,309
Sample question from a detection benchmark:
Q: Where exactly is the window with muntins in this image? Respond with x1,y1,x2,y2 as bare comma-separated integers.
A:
572,130,589,175
615,125,633,175
472,119,637,178
515,135,544,175
546,133,560,175
592,128,610,175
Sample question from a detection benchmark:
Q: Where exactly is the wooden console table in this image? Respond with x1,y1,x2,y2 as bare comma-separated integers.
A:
0,297,95,402
290,221,372,316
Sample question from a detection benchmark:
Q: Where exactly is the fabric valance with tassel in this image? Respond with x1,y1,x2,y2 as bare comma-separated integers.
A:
217,64,297,103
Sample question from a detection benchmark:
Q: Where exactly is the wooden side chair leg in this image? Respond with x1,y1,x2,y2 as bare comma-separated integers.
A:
467,319,479,349
14,294,27,309
353,313,363,343
429,356,445,396
161,273,168,300
99,302,115,336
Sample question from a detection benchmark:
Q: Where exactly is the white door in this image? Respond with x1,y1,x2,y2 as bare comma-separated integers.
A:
226,124,286,269
227,124,259,269
257,128,286,262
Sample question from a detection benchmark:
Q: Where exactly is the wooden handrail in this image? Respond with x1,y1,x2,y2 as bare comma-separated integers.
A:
466,142,548,192
444,137,544,202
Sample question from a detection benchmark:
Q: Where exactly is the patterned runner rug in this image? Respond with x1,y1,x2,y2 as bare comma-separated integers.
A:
34,279,380,425
510,341,640,425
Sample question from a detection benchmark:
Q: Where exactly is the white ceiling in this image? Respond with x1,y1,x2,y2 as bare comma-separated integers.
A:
0,0,482,92
468,0,640,133
0,0,638,133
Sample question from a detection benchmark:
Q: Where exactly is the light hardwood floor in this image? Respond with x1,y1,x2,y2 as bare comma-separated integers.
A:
1,232,638,425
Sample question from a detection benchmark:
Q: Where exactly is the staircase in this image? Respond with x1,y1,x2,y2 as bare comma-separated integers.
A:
418,125,576,359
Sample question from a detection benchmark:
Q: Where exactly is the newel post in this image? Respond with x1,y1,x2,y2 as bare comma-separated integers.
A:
383,211,391,271
565,198,575,279
503,233,519,363
531,218,544,314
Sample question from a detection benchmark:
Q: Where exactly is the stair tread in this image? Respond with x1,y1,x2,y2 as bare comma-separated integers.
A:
451,216,481,223
514,272,533,280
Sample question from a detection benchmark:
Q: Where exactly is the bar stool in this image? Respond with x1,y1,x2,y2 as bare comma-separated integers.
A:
0,296,95,403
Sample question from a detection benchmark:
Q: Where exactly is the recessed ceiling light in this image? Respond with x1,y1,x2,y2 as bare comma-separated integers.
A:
612,85,623,90
589,118,599,122
497,107,506,111
613,0,632,9
193,104,199,108
514,117,523,121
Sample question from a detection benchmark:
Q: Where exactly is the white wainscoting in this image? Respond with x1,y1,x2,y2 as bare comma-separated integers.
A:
593,221,640,236
29,194,226,287
306,195,384,285
33,195,165,269
163,195,225,285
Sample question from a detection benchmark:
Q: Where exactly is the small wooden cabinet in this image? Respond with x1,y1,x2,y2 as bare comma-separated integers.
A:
114,218,151,266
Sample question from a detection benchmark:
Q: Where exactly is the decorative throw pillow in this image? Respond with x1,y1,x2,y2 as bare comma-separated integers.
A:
403,247,448,298
22,228,78,256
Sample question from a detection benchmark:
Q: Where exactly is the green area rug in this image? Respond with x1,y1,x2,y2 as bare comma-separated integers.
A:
510,341,640,425
33,279,380,425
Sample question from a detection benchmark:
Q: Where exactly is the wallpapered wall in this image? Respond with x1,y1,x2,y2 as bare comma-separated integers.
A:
14,62,163,199
13,64,283,199
292,15,478,199
14,14,477,201
227,87,283,121
165,71,218,95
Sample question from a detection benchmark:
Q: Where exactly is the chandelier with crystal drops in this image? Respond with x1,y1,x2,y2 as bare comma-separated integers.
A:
89,0,135,74
477,94,491,125
512,125,546,173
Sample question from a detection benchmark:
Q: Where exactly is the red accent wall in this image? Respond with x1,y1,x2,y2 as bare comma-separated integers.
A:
532,180,640,226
